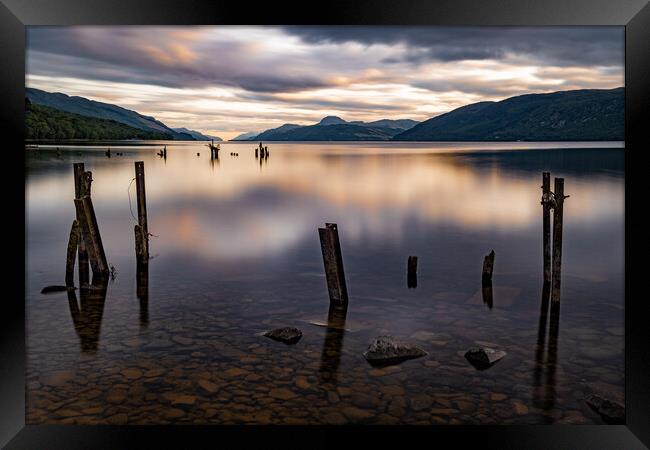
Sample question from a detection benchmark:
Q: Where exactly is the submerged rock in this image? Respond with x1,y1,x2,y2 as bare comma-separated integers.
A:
584,393,625,424
263,327,303,344
41,285,74,294
464,347,506,370
363,335,427,366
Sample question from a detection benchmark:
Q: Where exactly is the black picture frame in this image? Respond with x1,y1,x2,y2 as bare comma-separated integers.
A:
2,0,647,448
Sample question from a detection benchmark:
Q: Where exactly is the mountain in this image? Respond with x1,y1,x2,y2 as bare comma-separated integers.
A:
26,88,193,140
231,131,261,141
248,117,419,141
252,123,302,140
25,100,173,140
393,88,624,141
318,116,347,126
366,119,420,130
172,127,222,141
261,123,396,141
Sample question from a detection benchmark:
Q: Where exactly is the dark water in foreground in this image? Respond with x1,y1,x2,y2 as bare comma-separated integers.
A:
26,141,624,425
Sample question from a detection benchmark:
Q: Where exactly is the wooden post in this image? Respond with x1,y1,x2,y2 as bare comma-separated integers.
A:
79,171,92,197
74,196,109,276
318,223,349,305
482,250,495,286
255,148,258,158
163,146,167,158
65,220,80,287
73,163,84,198
551,178,565,303
134,161,149,264
541,172,552,285
73,164,90,286
407,255,418,288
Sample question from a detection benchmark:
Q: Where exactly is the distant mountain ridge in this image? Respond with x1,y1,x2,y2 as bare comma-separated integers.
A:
26,88,198,140
26,86,623,143
394,87,624,141
172,127,222,141
247,116,419,141
231,131,261,141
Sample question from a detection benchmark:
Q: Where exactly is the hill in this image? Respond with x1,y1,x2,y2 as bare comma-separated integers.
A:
172,127,222,141
231,131,261,141
248,116,419,141
393,88,624,141
26,88,193,140
25,100,173,140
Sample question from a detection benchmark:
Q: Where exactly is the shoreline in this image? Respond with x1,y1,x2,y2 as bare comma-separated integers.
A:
25,140,625,147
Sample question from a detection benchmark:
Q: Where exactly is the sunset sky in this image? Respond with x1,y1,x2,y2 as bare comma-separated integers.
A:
26,26,624,140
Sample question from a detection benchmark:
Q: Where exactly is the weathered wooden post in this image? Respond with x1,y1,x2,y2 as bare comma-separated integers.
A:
74,195,109,277
134,161,149,265
318,223,349,305
65,220,80,287
163,145,167,158
482,250,495,286
551,178,566,303
541,172,552,285
73,163,90,286
255,147,258,158
73,166,108,280
73,163,84,197
79,171,92,197
407,255,418,288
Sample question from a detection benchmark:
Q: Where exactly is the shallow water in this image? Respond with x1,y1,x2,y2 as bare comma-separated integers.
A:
26,141,624,425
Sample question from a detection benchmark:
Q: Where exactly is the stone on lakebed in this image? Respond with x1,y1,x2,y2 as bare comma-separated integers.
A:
584,393,625,424
363,335,427,366
464,347,506,370
263,327,303,344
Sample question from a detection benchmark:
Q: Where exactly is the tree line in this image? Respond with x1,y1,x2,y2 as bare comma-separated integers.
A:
25,99,172,140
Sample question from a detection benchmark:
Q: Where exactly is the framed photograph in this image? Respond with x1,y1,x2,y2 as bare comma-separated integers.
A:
2,0,648,448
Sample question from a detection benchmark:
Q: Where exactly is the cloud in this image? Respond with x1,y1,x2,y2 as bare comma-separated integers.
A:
282,26,624,67
26,26,624,135
27,27,332,92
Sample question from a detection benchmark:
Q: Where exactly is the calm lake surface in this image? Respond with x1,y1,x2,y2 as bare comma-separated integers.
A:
25,141,624,425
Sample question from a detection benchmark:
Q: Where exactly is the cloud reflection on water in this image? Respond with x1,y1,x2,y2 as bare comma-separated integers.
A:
26,143,623,261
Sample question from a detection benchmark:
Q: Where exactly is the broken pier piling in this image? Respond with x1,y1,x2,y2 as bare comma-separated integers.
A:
551,177,567,303
482,250,495,286
134,161,149,265
72,164,108,279
65,220,81,287
319,223,349,305
73,163,90,285
541,172,552,285
74,196,109,278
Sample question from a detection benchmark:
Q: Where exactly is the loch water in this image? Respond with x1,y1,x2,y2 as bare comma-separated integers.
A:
26,141,624,425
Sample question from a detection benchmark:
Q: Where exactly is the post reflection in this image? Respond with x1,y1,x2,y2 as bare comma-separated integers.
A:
481,284,493,309
210,151,219,171
318,304,348,386
532,281,560,421
137,262,149,328
66,279,108,354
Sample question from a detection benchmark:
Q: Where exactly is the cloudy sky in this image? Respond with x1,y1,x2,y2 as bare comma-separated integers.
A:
26,26,624,140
